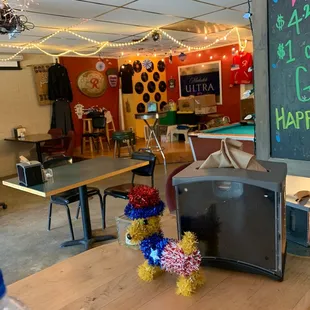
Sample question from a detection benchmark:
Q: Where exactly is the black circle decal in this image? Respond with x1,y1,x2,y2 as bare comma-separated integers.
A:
133,60,142,73
141,72,148,82
147,81,156,93
135,82,144,94
143,93,150,103
155,92,161,102
153,72,160,82
157,60,165,72
159,81,167,92
137,103,146,113
160,101,167,111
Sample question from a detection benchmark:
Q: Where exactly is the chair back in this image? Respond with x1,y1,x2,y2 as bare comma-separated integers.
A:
131,149,156,177
48,128,63,137
91,114,106,130
63,131,75,157
43,156,73,169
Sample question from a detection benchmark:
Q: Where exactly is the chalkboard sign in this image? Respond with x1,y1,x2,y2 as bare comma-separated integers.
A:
269,0,310,160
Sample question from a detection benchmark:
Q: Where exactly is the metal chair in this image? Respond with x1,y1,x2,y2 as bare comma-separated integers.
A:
43,156,105,240
93,149,156,228
81,114,110,153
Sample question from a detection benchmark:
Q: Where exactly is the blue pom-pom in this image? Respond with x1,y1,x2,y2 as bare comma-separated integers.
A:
140,233,170,266
124,200,165,220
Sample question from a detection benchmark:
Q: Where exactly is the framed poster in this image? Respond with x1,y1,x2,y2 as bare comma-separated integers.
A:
178,61,222,105
32,63,52,106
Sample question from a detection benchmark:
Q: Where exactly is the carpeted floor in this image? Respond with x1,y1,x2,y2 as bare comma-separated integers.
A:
0,163,179,285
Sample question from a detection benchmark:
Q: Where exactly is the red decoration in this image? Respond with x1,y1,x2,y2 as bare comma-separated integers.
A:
161,241,202,277
128,185,160,209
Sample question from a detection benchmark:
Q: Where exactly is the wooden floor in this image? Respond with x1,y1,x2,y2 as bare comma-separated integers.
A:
8,216,310,310
74,139,193,164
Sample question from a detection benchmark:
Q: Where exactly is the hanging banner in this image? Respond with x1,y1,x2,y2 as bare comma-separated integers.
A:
31,63,53,106
180,72,220,97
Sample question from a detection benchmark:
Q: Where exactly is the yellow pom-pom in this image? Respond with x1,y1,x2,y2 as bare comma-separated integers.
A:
138,261,162,282
178,231,198,255
176,271,205,297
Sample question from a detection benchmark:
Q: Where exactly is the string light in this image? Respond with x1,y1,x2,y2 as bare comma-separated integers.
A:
210,56,213,60
198,53,201,57
0,26,246,61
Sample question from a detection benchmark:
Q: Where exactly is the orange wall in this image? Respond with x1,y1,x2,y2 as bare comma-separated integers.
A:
165,45,241,122
60,57,119,143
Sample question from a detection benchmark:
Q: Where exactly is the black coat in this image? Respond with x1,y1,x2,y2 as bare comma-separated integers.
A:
51,100,74,135
48,64,73,102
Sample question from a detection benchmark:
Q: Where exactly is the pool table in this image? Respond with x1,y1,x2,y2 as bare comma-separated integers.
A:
189,123,255,160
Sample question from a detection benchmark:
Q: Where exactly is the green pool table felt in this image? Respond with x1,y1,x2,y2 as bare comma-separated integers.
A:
203,124,254,135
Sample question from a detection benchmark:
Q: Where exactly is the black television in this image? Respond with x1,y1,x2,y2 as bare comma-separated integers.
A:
173,160,287,281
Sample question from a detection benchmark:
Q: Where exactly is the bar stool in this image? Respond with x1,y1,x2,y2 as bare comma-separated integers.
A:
112,131,135,158
82,118,94,154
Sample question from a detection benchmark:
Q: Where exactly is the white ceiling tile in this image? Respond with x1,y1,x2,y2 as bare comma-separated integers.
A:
24,12,80,28
197,9,248,26
195,0,246,8
77,0,137,6
96,8,183,27
231,3,249,12
25,0,114,18
127,0,219,18
72,20,151,35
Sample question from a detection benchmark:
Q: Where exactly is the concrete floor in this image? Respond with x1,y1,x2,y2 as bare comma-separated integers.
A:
0,163,180,285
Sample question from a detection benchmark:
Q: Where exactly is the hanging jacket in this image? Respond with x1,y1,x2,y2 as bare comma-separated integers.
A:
51,100,74,135
48,64,73,102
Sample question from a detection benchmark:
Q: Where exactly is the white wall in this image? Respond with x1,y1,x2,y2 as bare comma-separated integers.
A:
0,54,53,177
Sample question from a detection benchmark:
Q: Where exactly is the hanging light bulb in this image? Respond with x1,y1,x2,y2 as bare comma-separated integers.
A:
137,52,140,56
204,36,208,40
198,53,201,57
121,52,124,56
223,55,226,59
210,56,213,60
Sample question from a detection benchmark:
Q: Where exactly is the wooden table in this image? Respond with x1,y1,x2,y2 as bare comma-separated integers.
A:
5,134,64,163
2,156,147,249
8,216,310,310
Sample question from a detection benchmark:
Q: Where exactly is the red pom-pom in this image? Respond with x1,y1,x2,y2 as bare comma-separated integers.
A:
128,185,160,208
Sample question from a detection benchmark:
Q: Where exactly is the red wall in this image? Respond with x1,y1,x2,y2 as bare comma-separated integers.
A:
60,57,119,144
166,45,241,122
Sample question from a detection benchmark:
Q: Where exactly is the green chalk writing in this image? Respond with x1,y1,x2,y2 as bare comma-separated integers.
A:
275,108,310,130
296,66,310,102
288,9,303,35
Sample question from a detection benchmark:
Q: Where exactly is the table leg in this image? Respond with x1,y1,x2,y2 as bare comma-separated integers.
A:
60,185,115,250
143,120,167,174
36,142,43,163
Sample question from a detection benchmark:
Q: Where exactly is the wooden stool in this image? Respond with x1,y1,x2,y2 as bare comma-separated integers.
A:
106,118,116,143
112,131,135,158
82,118,94,154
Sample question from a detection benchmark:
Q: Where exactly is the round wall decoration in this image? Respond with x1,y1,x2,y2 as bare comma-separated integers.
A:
141,72,148,82
157,60,165,72
160,101,167,111
143,93,150,103
133,60,142,73
155,92,161,102
159,81,167,92
147,61,154,72
96,61,105,72
135,82,144,94
153,72,160,82
147,81,156,93
77,70,107,98
137,103,146,113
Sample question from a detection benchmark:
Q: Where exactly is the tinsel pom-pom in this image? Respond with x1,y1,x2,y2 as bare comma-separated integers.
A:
128,185,160,209
124,201,165,220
